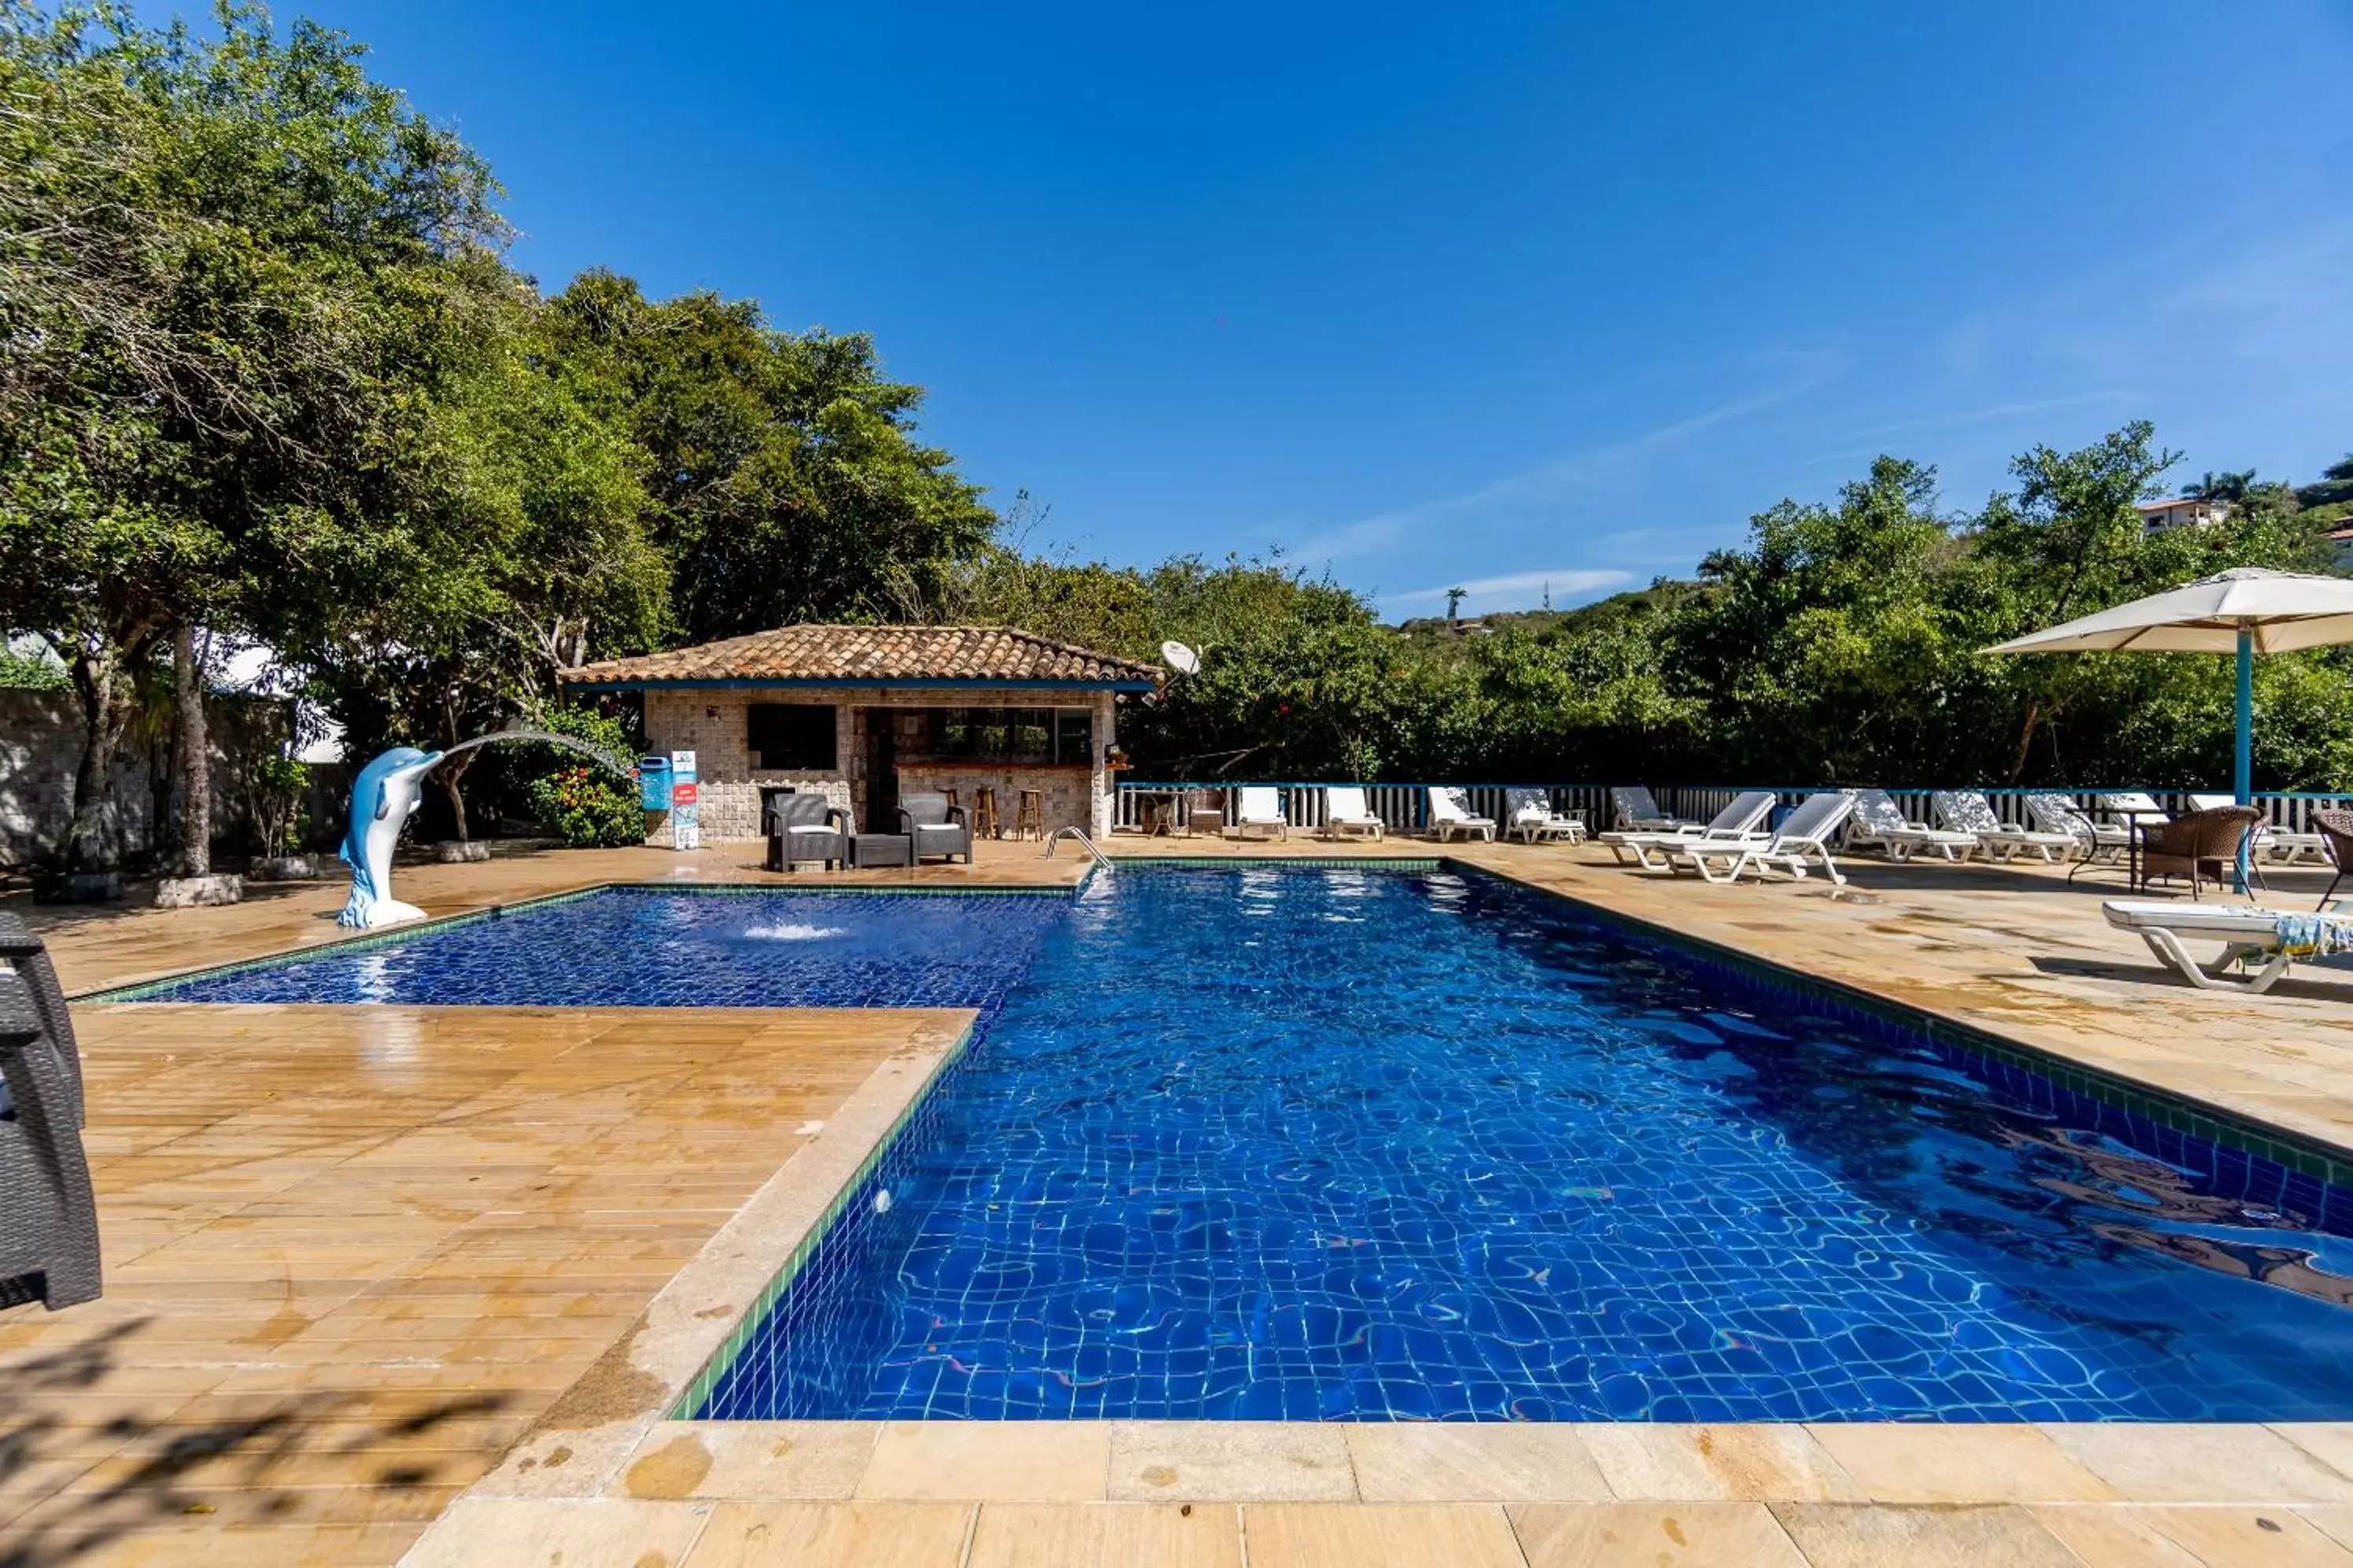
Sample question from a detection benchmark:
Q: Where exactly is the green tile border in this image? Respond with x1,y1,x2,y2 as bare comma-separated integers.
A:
72,878,1077,1003
1454,856,2353,1183
667,1016,977,1420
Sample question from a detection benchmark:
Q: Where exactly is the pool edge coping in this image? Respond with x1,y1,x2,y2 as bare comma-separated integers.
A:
454,1009,980,1505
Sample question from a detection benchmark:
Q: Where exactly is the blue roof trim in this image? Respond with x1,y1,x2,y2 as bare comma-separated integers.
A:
564,676,1154,693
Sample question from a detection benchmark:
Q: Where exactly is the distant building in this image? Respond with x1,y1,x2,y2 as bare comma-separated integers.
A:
2137,496,2231,535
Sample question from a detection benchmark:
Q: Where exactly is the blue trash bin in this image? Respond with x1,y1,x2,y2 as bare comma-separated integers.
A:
637,756,672,810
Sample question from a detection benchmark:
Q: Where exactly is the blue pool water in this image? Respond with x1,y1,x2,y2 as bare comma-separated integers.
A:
143,869,2353,1419
140,888,1068,1010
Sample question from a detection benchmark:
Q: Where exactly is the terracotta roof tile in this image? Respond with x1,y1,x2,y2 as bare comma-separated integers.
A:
559,625,1162,688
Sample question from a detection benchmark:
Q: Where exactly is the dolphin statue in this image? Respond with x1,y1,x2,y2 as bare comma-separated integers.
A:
337,746,444,929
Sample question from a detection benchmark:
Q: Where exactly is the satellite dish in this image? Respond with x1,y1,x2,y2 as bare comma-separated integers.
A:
1160,640,1201,676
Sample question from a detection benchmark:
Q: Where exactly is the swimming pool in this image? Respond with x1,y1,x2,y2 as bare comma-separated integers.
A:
132,887,1067,1010
133,867,2353,1420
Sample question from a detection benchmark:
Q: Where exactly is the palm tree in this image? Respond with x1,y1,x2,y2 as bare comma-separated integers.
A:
2181,469,2259,504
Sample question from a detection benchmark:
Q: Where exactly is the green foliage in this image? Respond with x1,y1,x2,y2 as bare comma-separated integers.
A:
512,700,642,848
0,643,66,688
246,752,309,855
4,5,2347,822
541,271,995,642
526,765,641,848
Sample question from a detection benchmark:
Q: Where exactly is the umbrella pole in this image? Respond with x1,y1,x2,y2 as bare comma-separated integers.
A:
2236,625,2254,894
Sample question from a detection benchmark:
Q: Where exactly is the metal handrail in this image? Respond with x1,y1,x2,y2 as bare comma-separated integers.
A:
1046,826,1111,867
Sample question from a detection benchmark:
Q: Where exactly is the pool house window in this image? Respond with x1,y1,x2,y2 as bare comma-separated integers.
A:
747,703,837,769
903,706,1093,765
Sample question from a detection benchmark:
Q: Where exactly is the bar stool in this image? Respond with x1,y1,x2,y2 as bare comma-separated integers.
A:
970,786,1000,840
1014,788,1044,841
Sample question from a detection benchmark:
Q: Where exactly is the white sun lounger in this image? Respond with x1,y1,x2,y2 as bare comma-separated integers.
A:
1505,788,1584,844
1609,785,1693,833
2189,794,2328,865
2025,793,2128,864
1320,785,1384,841
1425,787,1495,842
2103,900,2348,994
1848,789,1978,861
1232,786,1287,840
2096,791,2172,834
1601,790,1775,869
1671,791,1858,884
1931,791,2078,864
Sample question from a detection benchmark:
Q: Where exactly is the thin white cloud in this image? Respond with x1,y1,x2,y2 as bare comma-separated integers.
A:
1849,390,2135,442
1384,568,1631,611
1289,349,1843,566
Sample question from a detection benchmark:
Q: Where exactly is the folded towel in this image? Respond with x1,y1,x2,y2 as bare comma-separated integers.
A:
2274,913,2353,959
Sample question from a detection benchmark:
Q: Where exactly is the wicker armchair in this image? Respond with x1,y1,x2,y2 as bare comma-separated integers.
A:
2133,806,2259,899
763,791,848,872
0,913,101,1310
898,792,972,864
2314,809,2353,910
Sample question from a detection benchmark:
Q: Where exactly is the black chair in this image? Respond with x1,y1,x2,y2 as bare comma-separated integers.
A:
0,913,101,1310
898,792,973,864
763,791,848,872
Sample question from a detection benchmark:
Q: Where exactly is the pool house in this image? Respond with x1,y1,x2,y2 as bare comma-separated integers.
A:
558,624,1161,843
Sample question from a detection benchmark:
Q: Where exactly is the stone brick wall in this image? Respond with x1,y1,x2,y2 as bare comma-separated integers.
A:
0,689,292,869
640,685,1117,843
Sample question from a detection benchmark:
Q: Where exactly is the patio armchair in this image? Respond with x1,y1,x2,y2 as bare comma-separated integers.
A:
2133,805,2259,900
2189,794,2329,865
1848,789,1978,862
896,791,973,864
1505,788,1584,845
1320,786,1384,842
0,913,101,1310
763,791,849,872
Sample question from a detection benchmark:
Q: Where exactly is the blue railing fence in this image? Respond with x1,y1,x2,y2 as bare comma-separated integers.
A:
1113,781,2353,839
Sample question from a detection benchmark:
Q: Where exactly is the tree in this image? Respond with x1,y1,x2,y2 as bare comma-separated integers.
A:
2182,469,2258,504
0,2,509,871
541,271,996,644
298,290,664,836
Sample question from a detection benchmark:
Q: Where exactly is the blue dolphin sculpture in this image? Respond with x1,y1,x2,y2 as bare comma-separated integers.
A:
337,746,444,928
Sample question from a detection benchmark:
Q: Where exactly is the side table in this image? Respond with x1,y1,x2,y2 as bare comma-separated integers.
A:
850,833,913,869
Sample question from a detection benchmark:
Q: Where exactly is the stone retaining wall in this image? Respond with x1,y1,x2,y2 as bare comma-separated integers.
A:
0,689,292,869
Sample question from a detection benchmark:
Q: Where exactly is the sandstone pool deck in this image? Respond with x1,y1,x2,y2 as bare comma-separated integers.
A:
9,833,2353,1565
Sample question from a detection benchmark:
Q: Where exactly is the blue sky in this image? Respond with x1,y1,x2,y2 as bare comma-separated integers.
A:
277,3,2352,618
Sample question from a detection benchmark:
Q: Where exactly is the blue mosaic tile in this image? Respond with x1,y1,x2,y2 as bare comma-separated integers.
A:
695,865,2353,1422
135,886,1067,1012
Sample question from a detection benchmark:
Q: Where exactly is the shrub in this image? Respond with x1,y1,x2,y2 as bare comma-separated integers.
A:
526,764,642,847
248,754,312,856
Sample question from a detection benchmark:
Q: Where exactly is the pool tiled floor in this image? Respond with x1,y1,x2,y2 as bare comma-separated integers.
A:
14,832,2353,1563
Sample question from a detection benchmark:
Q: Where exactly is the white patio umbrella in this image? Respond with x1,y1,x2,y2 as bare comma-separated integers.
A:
1982,567,2353,807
